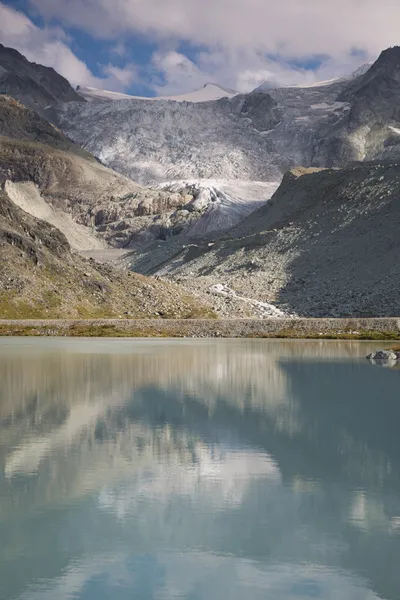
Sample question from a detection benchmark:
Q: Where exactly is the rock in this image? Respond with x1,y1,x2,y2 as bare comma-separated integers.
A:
366,350,400,360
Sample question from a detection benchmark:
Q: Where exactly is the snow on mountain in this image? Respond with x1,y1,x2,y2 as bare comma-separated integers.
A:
157,179,280,237
76,87,138,102
255,63,372,93
59,61,390,189
56,92,283,184
77,83,238,104
55,75,355,186
350,63,373,78
255,77,346,92
286,77,346,89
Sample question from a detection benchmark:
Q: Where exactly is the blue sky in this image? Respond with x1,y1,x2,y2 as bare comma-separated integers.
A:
0,0,395,96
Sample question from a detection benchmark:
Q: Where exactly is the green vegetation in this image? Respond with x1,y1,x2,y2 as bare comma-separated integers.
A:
0,322,398,339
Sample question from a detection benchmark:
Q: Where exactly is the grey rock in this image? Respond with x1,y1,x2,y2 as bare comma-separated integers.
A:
366,350,400,360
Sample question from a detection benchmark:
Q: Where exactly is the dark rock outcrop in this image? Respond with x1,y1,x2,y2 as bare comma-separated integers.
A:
0,43,84,116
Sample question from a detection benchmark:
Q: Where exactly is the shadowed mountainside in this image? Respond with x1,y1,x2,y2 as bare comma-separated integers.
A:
128,164,400,317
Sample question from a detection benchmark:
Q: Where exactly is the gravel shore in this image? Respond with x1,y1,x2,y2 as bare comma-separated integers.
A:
0,318,399,339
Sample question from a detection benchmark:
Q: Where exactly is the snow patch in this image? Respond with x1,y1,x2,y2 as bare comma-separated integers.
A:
77,83,238,104
288,77,345,89
209,284,294,318
310,102,348,111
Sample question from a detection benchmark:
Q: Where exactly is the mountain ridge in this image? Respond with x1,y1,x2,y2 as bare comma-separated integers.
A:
0,43,84,116
77,82,238,104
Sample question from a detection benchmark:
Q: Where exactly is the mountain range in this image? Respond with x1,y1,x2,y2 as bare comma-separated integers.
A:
54,50,400,185
0,42,400,318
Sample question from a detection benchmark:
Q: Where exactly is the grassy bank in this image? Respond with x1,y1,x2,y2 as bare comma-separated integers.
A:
0,318,399,339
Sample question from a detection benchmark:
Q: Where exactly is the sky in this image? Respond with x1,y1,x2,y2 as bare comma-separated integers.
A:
0,0,398,96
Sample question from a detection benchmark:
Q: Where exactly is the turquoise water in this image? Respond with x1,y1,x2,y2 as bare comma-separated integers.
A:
0,338,399,600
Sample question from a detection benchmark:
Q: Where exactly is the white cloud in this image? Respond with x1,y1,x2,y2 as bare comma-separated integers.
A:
149,51,209,94
26,0,397,93
0,2,137,91
28,0,400,60
102,63,138,89
2,0,396,95
110,41,128,58
147,48,366,95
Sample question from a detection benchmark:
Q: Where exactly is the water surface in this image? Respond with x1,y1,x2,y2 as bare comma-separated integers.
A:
0,338,399,600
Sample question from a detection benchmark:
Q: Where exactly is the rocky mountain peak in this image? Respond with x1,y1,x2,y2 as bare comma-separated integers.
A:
357,46,400,87
0,43,84,116
339,46,400,102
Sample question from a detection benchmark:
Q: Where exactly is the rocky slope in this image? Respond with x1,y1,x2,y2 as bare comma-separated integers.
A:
0,43,83,117
127,163,400,318
0,188,213,319
0,95,264,247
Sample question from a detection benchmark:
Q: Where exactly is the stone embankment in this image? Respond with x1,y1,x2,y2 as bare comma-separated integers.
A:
0,318,399,338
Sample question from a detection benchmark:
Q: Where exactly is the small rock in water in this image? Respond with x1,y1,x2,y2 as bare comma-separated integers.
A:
366,350,400,361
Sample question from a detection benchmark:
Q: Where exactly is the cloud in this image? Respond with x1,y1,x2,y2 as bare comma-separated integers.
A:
110,41,128,58
149,51,208,94
2,0,396,95
147,49,365,95
28,0,400,60
102,63,138,89
0,2,137,91
26,0,397,93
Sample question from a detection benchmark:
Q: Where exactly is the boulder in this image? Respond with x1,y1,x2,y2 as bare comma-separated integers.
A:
366,350,400,361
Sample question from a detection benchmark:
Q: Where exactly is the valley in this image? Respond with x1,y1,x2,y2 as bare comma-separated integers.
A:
0,43,400,324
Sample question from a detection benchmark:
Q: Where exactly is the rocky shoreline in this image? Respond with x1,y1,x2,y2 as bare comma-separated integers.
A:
0,318,399,338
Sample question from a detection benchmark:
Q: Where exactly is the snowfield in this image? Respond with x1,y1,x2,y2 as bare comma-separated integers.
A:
77,83,238,104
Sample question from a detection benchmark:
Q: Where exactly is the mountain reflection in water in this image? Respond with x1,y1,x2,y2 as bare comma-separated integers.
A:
0,338,399,600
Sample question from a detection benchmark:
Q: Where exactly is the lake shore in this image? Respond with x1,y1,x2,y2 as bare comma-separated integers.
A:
0,318,400,339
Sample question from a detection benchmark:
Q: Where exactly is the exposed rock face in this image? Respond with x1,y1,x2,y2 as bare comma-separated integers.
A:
127,163,400,318
0,95,214,247
4,180,105,252
0,95,264,247
0,189,213,319
229,91,284,132
313,47,400,165
0,44,84,116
